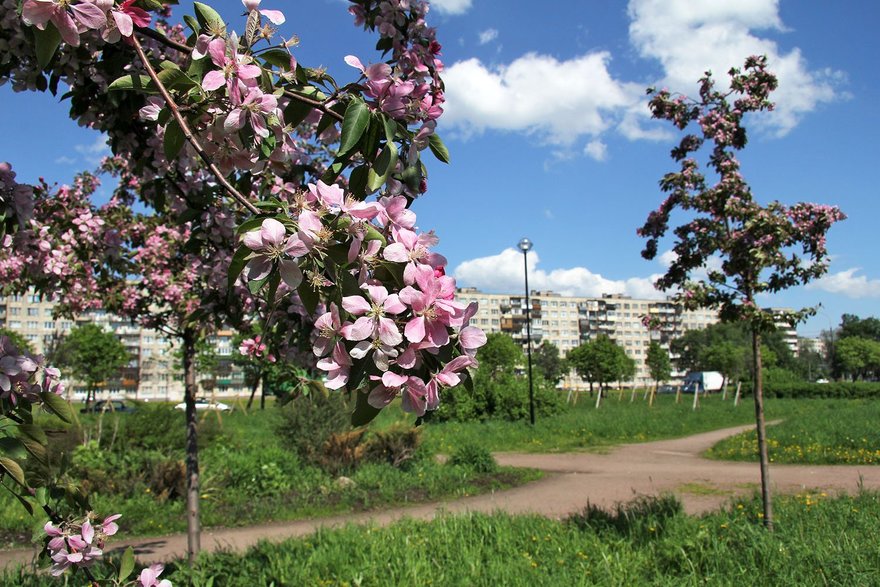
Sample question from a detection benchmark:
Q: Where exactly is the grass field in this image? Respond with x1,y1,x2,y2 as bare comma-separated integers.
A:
707,398,880,464
4,491,879,586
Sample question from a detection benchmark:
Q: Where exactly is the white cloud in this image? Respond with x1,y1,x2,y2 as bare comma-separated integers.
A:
441,1,843,155
544,209,554,220
430,0,472,16
54,155,76,165
478,28,498,45
806,268,880,299
627,0,844,136
584,139,608,162
453,248,666,299
442,52,642,146
73,134,111,166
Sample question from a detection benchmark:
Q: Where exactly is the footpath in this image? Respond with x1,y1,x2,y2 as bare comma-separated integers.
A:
3,422,878,569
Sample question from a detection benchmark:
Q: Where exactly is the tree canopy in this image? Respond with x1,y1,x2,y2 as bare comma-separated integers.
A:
53,323,130,400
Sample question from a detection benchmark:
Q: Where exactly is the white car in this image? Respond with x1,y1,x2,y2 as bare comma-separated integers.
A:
174,398,232,411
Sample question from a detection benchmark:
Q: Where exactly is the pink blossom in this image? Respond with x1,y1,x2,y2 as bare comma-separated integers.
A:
241,218,307,288
22,0,106,47
367,372,429,416
138,563,172,587
341,284,406,346
242,0,285,25
225,87,278,139
202,34,262,102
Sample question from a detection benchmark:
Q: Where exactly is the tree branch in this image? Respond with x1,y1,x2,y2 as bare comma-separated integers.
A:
134,26,344,123
130,35,261,216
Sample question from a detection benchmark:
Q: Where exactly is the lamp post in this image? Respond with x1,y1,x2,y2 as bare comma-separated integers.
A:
518,237,536,425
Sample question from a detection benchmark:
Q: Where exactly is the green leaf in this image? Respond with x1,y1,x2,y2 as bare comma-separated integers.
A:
351,390,382,426
156,68,197,92
193,2,225,33
339,99,370,155
297,281,319,315
33,24,62,70
383,116,398,143
17,424,46,445
261,48,295,70
40,391,73,424
0,457,26,487
367,142,398,192
10,491,34,516
428,133,450,164
247,275,268,295
348,165,369,199
283,98,315,129
108,74,153,92
118,547,135,582
183,14,199,34
0,438,26,461
227,245,251,292
164,119,186,160
236,216,265,235
321,157,349,185
19,438,46,466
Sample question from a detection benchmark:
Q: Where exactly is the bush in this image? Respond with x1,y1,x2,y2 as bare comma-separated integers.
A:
437,371,564,422
448,443,497,474
320,430,367,475
112,404,221,453
738,380,880,399
363,425,423,469
276,392,355,471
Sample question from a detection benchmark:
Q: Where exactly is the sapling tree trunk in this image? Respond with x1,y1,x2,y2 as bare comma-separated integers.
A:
752,328,774,530
182,329,201,559
246,373,260,410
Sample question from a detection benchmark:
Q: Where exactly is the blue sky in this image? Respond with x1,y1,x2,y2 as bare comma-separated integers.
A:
2,0,878,337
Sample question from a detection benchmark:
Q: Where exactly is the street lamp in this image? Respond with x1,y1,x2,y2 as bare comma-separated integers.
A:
518,237,536,425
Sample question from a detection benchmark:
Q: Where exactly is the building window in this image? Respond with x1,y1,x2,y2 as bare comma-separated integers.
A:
43,321,54,329
9,307,20,315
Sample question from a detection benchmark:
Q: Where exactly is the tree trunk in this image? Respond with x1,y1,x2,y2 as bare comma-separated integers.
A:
752,329,774,530
245,373,260,410
182,330,201,560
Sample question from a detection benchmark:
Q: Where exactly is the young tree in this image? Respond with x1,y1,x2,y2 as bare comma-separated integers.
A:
2,0,485,578
568,335,630,407
834,337,880,381
639,56,845,529
53,323,130,404
645,341,671,406
534,341,565,385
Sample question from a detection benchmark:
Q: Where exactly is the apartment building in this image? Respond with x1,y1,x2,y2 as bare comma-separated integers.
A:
0,292,251,402
456,288,720,389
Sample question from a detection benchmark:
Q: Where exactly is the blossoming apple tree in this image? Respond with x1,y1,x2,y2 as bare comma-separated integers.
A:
0,0,485,580
638,55,845,530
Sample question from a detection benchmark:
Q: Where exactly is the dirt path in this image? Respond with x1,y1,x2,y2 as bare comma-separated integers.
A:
3,422,878,569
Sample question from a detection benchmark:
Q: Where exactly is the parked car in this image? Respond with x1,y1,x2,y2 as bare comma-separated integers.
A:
173,398,232,412
80,400,135,414
657,384,678,394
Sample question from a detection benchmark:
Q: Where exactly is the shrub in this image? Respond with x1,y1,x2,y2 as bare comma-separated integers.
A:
738,380,880,399
113,404,221,453
436,371,564,422
363,426,423,469
320,430,367,475
276,392,358,474
448,444,497,474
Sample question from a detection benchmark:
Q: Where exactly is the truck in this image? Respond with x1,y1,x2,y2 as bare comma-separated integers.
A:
681,371,725,394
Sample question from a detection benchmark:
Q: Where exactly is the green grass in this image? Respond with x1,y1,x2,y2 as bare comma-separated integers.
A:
419,392,760,454
5,491,880,586
0,405,540,549
707,398,880,465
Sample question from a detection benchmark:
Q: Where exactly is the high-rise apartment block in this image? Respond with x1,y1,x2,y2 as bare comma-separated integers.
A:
0,291,251,401
455,288,720,388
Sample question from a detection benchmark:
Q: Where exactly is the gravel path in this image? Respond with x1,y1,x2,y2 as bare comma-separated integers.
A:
3,422,877,569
